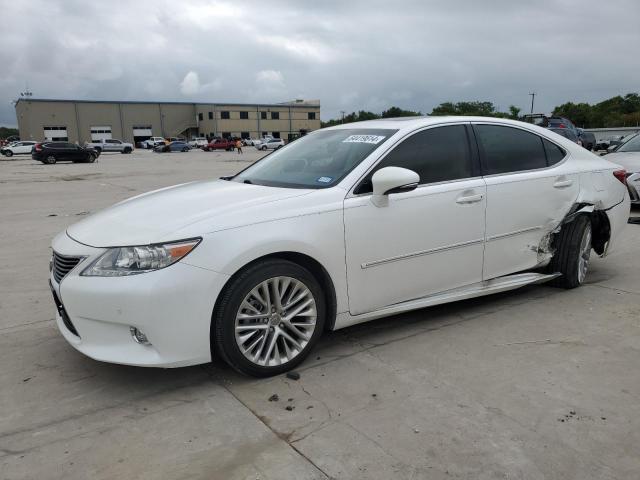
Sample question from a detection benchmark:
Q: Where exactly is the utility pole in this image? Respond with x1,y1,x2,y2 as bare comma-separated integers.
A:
529,92,536,115
340,111,345,124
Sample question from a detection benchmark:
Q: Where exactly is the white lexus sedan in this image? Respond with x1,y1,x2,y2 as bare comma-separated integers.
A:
50,117,630,376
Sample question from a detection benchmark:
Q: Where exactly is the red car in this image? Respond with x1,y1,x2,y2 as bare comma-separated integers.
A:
203,138,236,151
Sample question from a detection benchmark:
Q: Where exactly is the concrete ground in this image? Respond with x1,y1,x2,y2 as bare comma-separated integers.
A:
1,149,639,480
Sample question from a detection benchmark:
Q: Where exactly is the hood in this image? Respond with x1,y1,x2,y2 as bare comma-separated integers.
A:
604,152,640,172
67,180,312,247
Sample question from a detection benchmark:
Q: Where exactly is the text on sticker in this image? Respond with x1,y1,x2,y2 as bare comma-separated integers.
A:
342,135,386,144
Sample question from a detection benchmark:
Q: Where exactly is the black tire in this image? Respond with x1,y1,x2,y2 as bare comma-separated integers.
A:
123,147,132,154
4,150,13,157
547,215,592,289
87,154,96,163
213,259,326,377
182,147,189,152
261,145,267,151
45,155,56,165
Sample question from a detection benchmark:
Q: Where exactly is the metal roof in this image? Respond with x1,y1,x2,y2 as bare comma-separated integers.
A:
15,98,320,109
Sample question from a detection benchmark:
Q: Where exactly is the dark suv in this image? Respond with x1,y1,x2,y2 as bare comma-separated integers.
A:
32,142,99,164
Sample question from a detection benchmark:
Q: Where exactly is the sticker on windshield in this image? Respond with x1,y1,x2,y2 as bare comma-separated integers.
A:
342,135,386,144
317,176,333,183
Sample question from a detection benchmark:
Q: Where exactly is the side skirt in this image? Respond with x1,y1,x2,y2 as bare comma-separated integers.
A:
334,272,560,330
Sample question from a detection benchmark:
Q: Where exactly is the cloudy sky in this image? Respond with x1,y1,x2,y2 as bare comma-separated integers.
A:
1,0,639,126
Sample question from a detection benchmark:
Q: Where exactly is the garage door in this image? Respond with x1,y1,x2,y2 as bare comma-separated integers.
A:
133,126,152,137
44,126,68,141
90,126,112,141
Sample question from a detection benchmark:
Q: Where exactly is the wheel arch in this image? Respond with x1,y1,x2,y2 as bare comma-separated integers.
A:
211,251,338,335
556,202,611,256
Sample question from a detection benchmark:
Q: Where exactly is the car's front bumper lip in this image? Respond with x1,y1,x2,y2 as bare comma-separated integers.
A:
52,232,229,368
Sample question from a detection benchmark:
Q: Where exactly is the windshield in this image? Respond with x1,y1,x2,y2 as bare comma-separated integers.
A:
233,128,398,188
617,134,640,152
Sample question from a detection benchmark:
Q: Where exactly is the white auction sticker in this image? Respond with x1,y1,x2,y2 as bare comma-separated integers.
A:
342,135,386,144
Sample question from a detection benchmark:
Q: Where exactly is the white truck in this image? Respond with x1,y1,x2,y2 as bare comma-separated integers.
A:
142,137,167,149
189,137,208,149
85,139,134,154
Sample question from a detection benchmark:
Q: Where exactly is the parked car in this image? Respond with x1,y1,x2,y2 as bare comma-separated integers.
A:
595,135,624,151
1,140,37,157
576,129,596,151
242,138,257,146
189,137,208,149
32,142,98,164
203,138,236,151
85,138,133,154
49,117,629,376
165,137,186,144
143,137,166,149
606,133,638,153
548,127,581,145
604,133,640,204
256,138,285,150
153,141,191,153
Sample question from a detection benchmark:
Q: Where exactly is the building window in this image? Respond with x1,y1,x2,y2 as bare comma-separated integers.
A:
272,131,281,138
260,111,267,120
271,112,280,120
222,132,231,139
308,112,316,120
209,133,215,139
241,131,250,139
240,111,249,119
221,111,230,119
261,131,268,137
198,113,203,121
208,111,213,120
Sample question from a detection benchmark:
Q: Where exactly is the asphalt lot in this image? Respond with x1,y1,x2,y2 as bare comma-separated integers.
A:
1,148,639,480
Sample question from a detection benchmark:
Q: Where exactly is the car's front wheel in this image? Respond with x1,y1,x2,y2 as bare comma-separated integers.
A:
213,259,325,377
548,215,592,288
4,150,13,157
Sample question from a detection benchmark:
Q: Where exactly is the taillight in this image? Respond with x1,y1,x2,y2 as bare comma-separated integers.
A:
558,123,566,128
613,169,627,185
35,143,43,151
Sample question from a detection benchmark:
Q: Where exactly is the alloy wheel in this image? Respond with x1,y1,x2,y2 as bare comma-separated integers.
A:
578,224,592,283
234,276,317,367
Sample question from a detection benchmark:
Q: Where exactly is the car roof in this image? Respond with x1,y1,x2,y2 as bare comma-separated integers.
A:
323,116,542,132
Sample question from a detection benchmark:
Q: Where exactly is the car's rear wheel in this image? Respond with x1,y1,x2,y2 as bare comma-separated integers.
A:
548,215,592,288
213,259,325,377
45,155,56,164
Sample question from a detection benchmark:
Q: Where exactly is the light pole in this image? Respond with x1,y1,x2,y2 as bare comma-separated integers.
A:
529,92,536,115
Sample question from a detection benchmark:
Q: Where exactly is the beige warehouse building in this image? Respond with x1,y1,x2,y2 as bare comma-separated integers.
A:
14,98,321,145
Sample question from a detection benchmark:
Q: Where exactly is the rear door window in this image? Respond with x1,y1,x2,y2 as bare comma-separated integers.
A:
474,124,547,175
355,125,473,193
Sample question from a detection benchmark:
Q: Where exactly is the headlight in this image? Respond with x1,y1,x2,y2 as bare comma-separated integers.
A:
81,238,201,277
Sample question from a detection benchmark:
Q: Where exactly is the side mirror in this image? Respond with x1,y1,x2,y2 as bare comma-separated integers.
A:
371,166,420,207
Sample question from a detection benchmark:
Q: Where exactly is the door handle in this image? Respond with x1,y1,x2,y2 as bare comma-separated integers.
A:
553,179,573,188
456,193,483,204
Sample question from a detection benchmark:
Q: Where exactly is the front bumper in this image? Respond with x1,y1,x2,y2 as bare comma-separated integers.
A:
51,232,229,367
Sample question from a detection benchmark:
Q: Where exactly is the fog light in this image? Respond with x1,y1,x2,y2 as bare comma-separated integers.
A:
130,327,151,345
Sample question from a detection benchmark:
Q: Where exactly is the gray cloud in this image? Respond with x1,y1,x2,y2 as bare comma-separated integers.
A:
1,0,639,126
